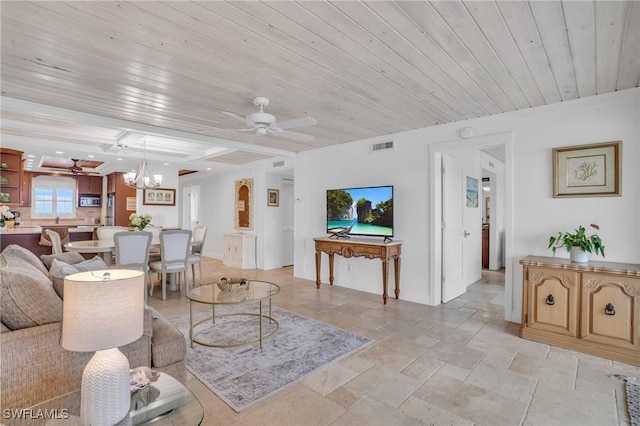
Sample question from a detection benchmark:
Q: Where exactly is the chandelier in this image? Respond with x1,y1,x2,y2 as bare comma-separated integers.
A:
122,141,163,189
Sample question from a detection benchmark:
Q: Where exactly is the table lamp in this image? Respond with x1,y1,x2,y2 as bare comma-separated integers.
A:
62,269,145,426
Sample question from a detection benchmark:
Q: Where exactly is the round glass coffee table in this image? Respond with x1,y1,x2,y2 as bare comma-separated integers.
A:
186,280,281,349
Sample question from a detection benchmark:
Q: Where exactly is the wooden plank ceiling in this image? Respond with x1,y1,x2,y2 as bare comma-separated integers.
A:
1,1,639,173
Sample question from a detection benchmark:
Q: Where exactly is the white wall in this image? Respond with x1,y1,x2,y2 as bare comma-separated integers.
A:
134,165,181,228
180,158,295,269
294,88,640,322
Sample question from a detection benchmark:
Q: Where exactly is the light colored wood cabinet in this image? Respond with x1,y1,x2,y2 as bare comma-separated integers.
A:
223,233,256,269
521,256,640,366
581,273,639,351
525,267,580,337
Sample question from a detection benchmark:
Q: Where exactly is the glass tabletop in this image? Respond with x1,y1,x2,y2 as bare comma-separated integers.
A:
187,280,280,305
6,373,202,425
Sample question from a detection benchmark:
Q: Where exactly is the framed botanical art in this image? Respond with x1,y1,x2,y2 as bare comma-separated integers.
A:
267,189,279,207
553,141,621,197
143,188,176,206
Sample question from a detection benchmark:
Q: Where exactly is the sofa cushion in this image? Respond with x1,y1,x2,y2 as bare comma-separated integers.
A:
0,254,63,330
49,256,108,299
1,244,49,276
1,322,9,333
150,312,187,369
40,252,85,270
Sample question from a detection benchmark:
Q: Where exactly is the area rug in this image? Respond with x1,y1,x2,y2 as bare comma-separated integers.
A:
616,375,640,426
166,305,373,412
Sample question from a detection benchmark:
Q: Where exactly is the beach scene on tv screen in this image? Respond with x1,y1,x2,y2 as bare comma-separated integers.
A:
327,186,393,237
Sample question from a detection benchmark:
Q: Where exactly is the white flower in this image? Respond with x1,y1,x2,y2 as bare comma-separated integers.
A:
129,213,152,230
0,206,14,219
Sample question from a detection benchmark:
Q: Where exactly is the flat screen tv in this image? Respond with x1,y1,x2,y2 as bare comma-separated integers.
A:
326,185,394,239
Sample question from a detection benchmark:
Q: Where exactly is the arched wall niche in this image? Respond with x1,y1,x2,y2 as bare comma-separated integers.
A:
235,178,253,230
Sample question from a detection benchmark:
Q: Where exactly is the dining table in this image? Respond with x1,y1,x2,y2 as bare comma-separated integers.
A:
64,237,197,292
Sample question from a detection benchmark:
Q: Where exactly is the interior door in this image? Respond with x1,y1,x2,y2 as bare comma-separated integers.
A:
442,155,466,302
182,185,201,230
281,179,294,266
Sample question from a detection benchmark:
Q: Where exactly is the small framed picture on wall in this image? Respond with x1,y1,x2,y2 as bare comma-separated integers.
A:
267,189,279,207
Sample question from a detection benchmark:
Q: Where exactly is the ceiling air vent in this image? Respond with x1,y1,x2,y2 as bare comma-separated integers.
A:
273,160,285,168
371,140,395,153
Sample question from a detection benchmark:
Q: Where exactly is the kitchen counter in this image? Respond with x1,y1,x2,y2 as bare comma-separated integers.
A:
0,225,101,256
0,225,102,235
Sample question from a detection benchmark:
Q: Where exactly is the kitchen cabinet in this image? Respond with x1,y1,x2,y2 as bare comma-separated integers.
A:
21,170,31,207
520,256,640,366
106,173,117,194
77,175,103,195
0,148,24,206
223,233,256,269
106,172,136,227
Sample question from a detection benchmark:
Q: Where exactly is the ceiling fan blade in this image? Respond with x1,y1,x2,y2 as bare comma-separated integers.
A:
222,111,256,129
277,130,315,143
275,116,317,130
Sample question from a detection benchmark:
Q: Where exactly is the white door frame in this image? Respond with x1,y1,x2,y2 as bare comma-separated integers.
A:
429,131,516,321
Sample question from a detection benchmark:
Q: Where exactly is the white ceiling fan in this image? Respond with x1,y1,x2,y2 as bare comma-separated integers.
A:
222,97,317,144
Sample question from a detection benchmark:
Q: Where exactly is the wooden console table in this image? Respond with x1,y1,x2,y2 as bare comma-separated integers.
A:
313,237,402,304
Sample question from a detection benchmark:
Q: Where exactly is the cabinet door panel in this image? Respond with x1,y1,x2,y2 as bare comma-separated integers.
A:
581,274,639,349
527,267,579,336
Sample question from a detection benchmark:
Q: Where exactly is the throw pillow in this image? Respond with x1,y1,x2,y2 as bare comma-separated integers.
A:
0,254,64,330
1,244,49,276
50,256,108,299
40,252,85,270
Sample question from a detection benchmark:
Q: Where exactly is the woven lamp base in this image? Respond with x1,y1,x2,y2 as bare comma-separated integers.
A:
80,348,131,426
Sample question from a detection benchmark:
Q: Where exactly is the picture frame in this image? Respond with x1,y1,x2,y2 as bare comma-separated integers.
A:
143,188,176,206
553,141,621,198
267,189,279,207
466,176,478,208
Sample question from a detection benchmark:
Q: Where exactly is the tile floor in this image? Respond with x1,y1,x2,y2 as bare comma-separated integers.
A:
147,258,639,426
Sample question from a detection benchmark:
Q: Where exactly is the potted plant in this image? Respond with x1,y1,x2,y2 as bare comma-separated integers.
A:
548,223,605,263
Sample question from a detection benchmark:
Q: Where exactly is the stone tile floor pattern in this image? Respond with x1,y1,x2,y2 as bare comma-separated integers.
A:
148,258,639,425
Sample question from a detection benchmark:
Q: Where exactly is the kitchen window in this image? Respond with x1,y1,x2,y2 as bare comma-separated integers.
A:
31,176,76,219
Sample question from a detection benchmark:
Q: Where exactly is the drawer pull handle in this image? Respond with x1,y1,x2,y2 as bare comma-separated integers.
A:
605,303,615,316
546,294,554,305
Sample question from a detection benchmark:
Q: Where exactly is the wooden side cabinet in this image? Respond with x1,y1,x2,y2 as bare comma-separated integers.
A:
223,233,256,269
520,256,640,366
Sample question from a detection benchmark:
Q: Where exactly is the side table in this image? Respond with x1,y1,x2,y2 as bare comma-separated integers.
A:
5,373,202,425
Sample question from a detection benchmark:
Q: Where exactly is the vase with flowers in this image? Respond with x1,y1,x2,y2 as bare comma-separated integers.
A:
129,213,152,231
0,205,15,229
547,223,605,263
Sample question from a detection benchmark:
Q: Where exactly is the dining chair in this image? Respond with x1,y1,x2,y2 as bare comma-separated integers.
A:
149,230,192,301
187,225,208,289
45,230,64,255
96,226,128,240
146,225,163,262
113,231,153,299
39,227,69,253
